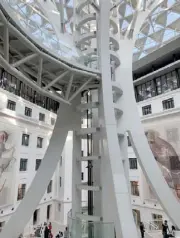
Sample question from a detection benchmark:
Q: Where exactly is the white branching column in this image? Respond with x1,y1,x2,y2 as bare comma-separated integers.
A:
97,1,139,238
115,0,180,229
0,102,81,238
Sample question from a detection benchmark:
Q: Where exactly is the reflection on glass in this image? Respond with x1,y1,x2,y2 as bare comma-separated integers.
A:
136,69,179,102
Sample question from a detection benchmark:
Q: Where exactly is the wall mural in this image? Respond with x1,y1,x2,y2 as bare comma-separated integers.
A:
0,131,15,205
144,114,180,199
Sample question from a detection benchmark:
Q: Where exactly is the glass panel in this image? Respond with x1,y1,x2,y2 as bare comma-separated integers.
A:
146,81,155,98
68,214,115,238
4,0,94,68
156,78,162,95
141,84,146,100
171,71,178,89
166,73,174,91
161,75,168,93
137,85,143,101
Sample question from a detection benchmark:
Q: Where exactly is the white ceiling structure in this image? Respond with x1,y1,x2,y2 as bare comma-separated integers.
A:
2,0,180,63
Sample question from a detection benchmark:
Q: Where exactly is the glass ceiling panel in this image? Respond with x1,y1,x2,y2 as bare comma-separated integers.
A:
4,0,86,66
1,0,180,65
134,0,180,60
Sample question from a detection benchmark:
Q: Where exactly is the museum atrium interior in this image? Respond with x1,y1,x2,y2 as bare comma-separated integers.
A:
0,0,179,238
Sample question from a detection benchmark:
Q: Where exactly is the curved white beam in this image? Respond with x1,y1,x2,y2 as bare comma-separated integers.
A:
0,102,80,238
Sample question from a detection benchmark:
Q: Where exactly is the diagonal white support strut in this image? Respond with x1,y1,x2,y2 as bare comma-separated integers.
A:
65,74,74,100
12,53,38,67
44,71,69,90
37,57,43,86
69,78,93,102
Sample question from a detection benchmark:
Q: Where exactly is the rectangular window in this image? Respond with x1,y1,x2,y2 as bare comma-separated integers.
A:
47,204,52,220
0,221,5,232
33,209,40,225
35,159,41,171
58,203,61,212
81,172,84,180
19,158,28,172
47,180,52,193
152,214,163,230
127,136,131,147
142,105,152,115
7,100,16,111
129,158,138,169
39,113,45,122
25,107,32,117
130,181,139,196
60,156,62,166
162,98,174,110
22,134,30,146
17,184,26,200
51,117,55,125
60,177,62,187
37,137,43,148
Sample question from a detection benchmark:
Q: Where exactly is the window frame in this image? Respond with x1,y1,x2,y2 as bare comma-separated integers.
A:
7,100,16,111
24,106,32,117
129,158,138,170
47,180,52,193
17,184,26,200
142,104,152,116
130,181,140,196
39,113,45,122
22,133,30,147
35,159,42,171
47,204,52,220
19,158,28,172
162,98,174,110
37,137,43,148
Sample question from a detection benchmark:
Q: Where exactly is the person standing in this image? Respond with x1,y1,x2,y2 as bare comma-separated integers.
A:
139,222,145,238
64,227,68,238
162,220,169,238
169,226,176,237
44,226,50,238
48,222,53,238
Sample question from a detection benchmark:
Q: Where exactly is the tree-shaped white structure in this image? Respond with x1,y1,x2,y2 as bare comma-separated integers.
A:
0,0,180,238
